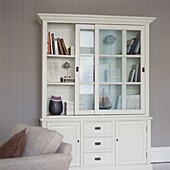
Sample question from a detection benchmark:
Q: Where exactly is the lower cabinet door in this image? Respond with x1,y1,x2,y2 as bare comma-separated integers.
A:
47,122,80,166
116,121,147,165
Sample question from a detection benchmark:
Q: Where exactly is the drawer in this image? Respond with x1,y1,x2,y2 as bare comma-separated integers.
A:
83,152,113,166
84,137,112,151
84,122,112,136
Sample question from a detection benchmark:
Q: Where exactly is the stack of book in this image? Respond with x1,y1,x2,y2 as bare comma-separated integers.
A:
115,95,140,109
126,95,140,109
127,37,141,55
47,32,74,55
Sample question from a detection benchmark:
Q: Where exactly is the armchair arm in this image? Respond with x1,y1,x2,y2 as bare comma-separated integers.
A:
57,142,72,154
0,153,72,170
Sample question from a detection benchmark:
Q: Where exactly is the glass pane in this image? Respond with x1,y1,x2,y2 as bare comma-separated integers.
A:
80,30,94,54
99,30,122,55
99,85,122,110
126,85,141,109
127,58,140,82
79,84,94,110
99,57,122,82
127,30,141,55
80,56,94,82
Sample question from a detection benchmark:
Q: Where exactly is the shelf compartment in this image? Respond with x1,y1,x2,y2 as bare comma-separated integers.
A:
126,85,141,110
79,84,94,111
99,84,122,110
99,57,122,82
47,58,75,83
47,85,74,116
99,29,122,55
127,30,141,55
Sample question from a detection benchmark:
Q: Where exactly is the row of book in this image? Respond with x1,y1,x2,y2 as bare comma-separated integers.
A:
127,37,141,55
47,32,74,55
116,95,140,109
128,64,140,82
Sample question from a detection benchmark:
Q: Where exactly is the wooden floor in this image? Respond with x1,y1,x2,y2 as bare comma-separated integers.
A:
153,163,170,170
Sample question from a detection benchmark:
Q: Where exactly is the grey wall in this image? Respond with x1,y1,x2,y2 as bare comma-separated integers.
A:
0,0,169,147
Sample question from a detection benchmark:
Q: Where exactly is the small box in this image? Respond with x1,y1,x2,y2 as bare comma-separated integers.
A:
61,77,75,83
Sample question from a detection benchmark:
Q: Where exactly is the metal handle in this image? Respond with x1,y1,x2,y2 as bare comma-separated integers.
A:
94,127,101,130
94,157,101,161
95,142,101,145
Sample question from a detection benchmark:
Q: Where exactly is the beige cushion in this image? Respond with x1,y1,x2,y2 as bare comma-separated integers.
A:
0,129,26,159
9,123,29,138
23,126,63,156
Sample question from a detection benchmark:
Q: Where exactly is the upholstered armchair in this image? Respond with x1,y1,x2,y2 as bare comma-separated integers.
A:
0,123,72,170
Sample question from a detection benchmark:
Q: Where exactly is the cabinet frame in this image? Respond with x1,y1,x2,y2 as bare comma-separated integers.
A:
37,13,155,170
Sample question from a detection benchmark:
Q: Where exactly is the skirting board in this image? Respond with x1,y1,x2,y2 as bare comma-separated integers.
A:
151,147,170,163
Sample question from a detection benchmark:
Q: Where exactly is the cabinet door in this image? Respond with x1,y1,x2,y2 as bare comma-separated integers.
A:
116,121,147,165
96,25,145,115
75,24,95,115
47,122,80,166
76,24,145,115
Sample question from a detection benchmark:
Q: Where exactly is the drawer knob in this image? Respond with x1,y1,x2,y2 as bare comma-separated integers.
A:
94,127,101,130
95,142,101,145
94,157,101,161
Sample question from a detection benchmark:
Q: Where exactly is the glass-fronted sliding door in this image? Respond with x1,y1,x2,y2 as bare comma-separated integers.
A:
76,24,144,115
75,25,95,115
96,25,144,114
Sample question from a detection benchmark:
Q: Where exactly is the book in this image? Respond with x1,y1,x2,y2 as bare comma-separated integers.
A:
115,95,122,109
51,33,55,54
68,46,75,55
50,33,53,54
127,38,134,54
128,69,135,82
57,38,64,55
137,64,141,82
134,39,141,54
129,37,140,54
47,32,51,54
54,38,59,55
60,38,68,55
132,64,139,82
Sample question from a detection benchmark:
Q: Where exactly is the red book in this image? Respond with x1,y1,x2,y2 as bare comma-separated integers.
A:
47,32,51,54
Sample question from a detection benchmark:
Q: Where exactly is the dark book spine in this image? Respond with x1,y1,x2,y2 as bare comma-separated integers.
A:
129,38,139,54
60,38,68,55
51,33,55,55
57,38,64,55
